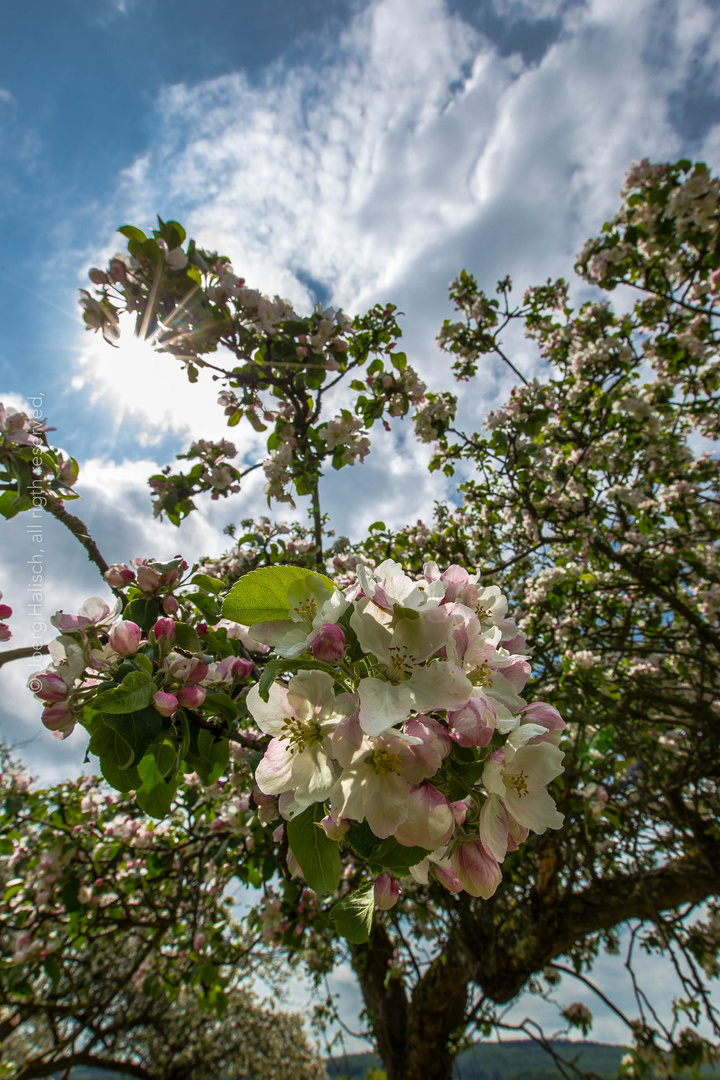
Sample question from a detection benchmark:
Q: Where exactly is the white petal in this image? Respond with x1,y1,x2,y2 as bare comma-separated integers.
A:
409,660,473,713
247,681,290,736
358,678,414,735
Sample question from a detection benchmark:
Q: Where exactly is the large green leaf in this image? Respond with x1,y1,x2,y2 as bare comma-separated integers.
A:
93,671,155,715
102,706,162,765
329,883,375,944
222,566,335,627
88,718,140,791
123,597,160,631
136,744,178,819
287,803,342,896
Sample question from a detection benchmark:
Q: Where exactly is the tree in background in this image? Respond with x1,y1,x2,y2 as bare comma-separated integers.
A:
0,752,325,1080
1,159,719,1080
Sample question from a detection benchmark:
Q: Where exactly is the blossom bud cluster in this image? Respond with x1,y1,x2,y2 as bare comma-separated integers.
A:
246,559,565,900
26,557,254,739
0,590,13,643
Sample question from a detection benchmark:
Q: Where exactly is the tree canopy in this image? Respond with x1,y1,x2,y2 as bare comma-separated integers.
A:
1,157,719,1080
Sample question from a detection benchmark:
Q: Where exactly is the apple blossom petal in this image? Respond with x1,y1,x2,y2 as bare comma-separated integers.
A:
503,786,564,833
358,678,414,735
363,772,410,838
247,681,292,737
479,795,510,863
408,660,473,714
256,738,295,795
290,744,335,804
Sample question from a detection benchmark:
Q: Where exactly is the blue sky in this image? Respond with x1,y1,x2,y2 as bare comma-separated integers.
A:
1,0,719,1054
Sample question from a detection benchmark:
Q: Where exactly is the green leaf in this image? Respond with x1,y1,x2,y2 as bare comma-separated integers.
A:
329,883,375,944
94,671,155,714
87,717,140,790
124,597,160,631
287,803,342,896
184,591,222,620
0,491,32,519
367,837,430,871
118,224,148,242
202,691,238,722
102,706,162,765
222,566,336,627
173,622,203,654
136,743,178,819
184,729,229,784
191,573,225,595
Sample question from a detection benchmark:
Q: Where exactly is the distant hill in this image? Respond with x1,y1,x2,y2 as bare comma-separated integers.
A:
326,1040,626,1079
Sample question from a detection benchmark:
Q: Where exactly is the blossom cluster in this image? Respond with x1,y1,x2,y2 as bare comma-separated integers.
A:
0,402,79,518
243,559,565,900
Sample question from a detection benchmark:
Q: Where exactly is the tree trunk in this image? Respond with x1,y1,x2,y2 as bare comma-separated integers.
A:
351,925,471,1080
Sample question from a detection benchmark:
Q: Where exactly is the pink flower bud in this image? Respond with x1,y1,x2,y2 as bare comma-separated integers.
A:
310,623,345,663
165,654,209,683
153,618,176,643
197,621,208,636
176,685,206,709
0,604,12,619
0,623,11,642
41,702,76,738
103,563,135,588
332,339,348,351
192,932,207,950
153,691,178,717
29,673,68,702
451,840,502,899
374,873,399,911
162,595,179,615
232,657,254,679
321,812,351,840
108,620,143,657
136,565,160,592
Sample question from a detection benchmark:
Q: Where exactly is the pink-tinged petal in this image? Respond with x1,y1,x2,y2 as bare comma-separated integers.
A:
408,660,473,714
394,784,454,850
481,755,507,797
434,863,463,893
479,795,510,863
331,713,364,768
256,739,295,795
492,656,531,692
363,773,410,838
447,696,496,747
51,612,93,633
452,840,502,899
247,681,291,737
358,678,414,736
